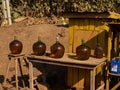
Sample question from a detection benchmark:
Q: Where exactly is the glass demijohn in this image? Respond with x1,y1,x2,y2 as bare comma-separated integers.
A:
76,39,91,60
33,36,46,55
94,43,103,58
50,36,65,58
9,36,23,54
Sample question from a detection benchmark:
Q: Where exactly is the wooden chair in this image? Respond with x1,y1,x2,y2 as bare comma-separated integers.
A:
108,73,120,90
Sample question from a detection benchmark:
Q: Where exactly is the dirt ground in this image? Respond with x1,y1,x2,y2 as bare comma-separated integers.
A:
0,21,69,90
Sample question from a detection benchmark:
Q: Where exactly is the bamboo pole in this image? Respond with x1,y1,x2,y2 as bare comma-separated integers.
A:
2,0,7,22
5,0,12,25
1,0,12,26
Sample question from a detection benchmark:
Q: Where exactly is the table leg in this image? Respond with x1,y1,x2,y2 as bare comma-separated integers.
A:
29,62,34,90
42,64,46,83
15,58,18,90
90,69,95,90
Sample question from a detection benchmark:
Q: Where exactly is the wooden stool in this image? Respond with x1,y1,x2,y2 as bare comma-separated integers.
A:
108,73,120,90
3,54,26,90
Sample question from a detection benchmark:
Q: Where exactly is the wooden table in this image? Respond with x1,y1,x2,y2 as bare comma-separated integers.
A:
26,53,107,90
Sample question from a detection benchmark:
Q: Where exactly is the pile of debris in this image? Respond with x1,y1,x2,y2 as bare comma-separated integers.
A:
0,15,69,27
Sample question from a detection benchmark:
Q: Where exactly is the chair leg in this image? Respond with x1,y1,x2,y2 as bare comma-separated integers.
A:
111,82,120,90
3,58,12,85
15,58,19,90
18,58,26,87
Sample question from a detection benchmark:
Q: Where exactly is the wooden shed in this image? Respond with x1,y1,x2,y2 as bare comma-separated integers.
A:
63,12,120,90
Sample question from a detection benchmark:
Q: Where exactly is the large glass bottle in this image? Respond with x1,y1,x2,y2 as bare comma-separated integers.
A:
9,36,23,54
76,39,91,60
94,43,103,58
50,36,65,58
33,36,46,55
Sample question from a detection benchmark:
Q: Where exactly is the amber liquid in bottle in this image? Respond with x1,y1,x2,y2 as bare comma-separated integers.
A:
33,36,46,55
9,36,23,54
94,43,103,58
76,39,91,60
50,36,65,58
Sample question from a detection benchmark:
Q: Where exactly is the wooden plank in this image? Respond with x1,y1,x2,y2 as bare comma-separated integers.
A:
72,68,79,87
27,53,106,66
95,66,102,88
94,19,109,31
63,12,111,19
109,73,120,76
84,69,90,89
67,67,73,87
83,19,89,31
96,83,105,90
78,69,85,87
111,82,120,90
69,19,74,53
89,19,95,31
74,19,79,30
79,19,84,30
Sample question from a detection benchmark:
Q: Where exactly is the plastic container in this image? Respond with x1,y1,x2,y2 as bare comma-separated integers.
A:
110,58,120,74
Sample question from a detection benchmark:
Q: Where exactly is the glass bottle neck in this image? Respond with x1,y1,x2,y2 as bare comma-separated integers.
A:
97,42,100,46
14,36,17,40
81,39,85,45
56,36,59,44
38,36,41,42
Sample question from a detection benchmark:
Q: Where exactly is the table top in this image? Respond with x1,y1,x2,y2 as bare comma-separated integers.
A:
8,53,25,57
109,73,120,76
26,53,107,69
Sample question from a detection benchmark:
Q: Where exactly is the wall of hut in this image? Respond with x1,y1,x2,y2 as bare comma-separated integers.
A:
67,17,110,89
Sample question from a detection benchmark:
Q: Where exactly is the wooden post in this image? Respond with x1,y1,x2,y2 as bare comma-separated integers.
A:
106,30,112,90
